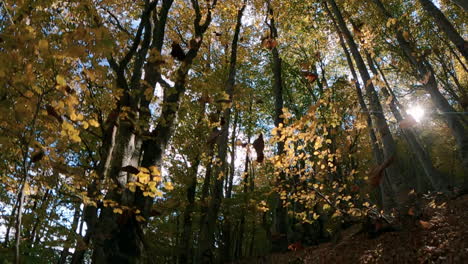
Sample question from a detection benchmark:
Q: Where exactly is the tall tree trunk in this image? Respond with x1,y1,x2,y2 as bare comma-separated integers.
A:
14,178,27,264
198,3,245,262
327,9,388,206
4,186,21,247
266,1,289,252
418,0,468,61
449,0,468,13
197,147,214,257
28,189,51,244
222,109,239,263
327,0,409,210
365,52,449,192
92,1,217,262
371,0,468,173
179,159,200,264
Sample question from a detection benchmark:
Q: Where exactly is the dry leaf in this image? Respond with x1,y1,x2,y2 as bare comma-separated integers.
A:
419,220,433,229
399,116,417,129
369,156,395,187
253,134,265,163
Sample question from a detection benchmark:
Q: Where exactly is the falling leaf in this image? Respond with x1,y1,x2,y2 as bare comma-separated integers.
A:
88,119,100,128
31,150,45,163
253,133,265,163
56,75,66,87
399,116,417,129
38,39,49,51
46,104,63,123
419,220,433,229
113,208,123,214
302,71,318,83
135,215,146,222
369,156,395,187
402,31,410,41
261,37,278,50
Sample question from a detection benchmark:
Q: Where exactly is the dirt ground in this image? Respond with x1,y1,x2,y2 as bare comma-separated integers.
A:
237,194,468,264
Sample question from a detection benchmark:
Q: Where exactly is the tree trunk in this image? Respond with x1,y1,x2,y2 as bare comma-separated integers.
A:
418,0,468,61
366,53,449,192
449,0,468,12
266,1,290,252
198,3,245,262
14,179,27,264
326,6,389,206
372,0,468,173
222,109,239,263
327,0,410,210
91,1,218,262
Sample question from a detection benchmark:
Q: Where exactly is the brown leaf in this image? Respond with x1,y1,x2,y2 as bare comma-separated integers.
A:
369,156,395,187
261,37,278,50
46,104,63,123
302,71,318,83
121,165,140,174
419,220,433,229
288,241,304,251
207,129,222,144
253,134,265,163
399,116,417,129
31,150,45,163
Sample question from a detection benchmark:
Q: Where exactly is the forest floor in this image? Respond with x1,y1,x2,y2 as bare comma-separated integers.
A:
237,193,468,264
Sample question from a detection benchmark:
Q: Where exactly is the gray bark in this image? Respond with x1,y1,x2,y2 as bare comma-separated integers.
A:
372,0,468,173
450,0,468,12
198,3,245,262
327,0,410,210
266,1,289,252
418,0,468,61
91,0,217,263
366,53,448,192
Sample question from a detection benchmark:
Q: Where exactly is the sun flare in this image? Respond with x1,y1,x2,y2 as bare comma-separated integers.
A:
407,105,425,122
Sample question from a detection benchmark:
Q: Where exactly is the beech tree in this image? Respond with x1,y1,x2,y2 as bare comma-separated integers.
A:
0,0,466,263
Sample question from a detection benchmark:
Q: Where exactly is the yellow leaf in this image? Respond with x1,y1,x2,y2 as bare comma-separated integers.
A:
71,134,81,143
88,119,100,127
38,39,49,51
149,166,160,176
82,121,89,129
403,31,410,41
113,208,123,214
24,91,34,98
56,75,66,87
135,215,146,222
164,182,174,191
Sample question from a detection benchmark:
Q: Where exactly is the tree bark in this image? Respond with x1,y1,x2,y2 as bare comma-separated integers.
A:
418,0,468,61
449,0,468,12
266,1,290,252
372,0,468,173
198,3,245,262
91,1,218,262
327,0,410,210
366,53,448,192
